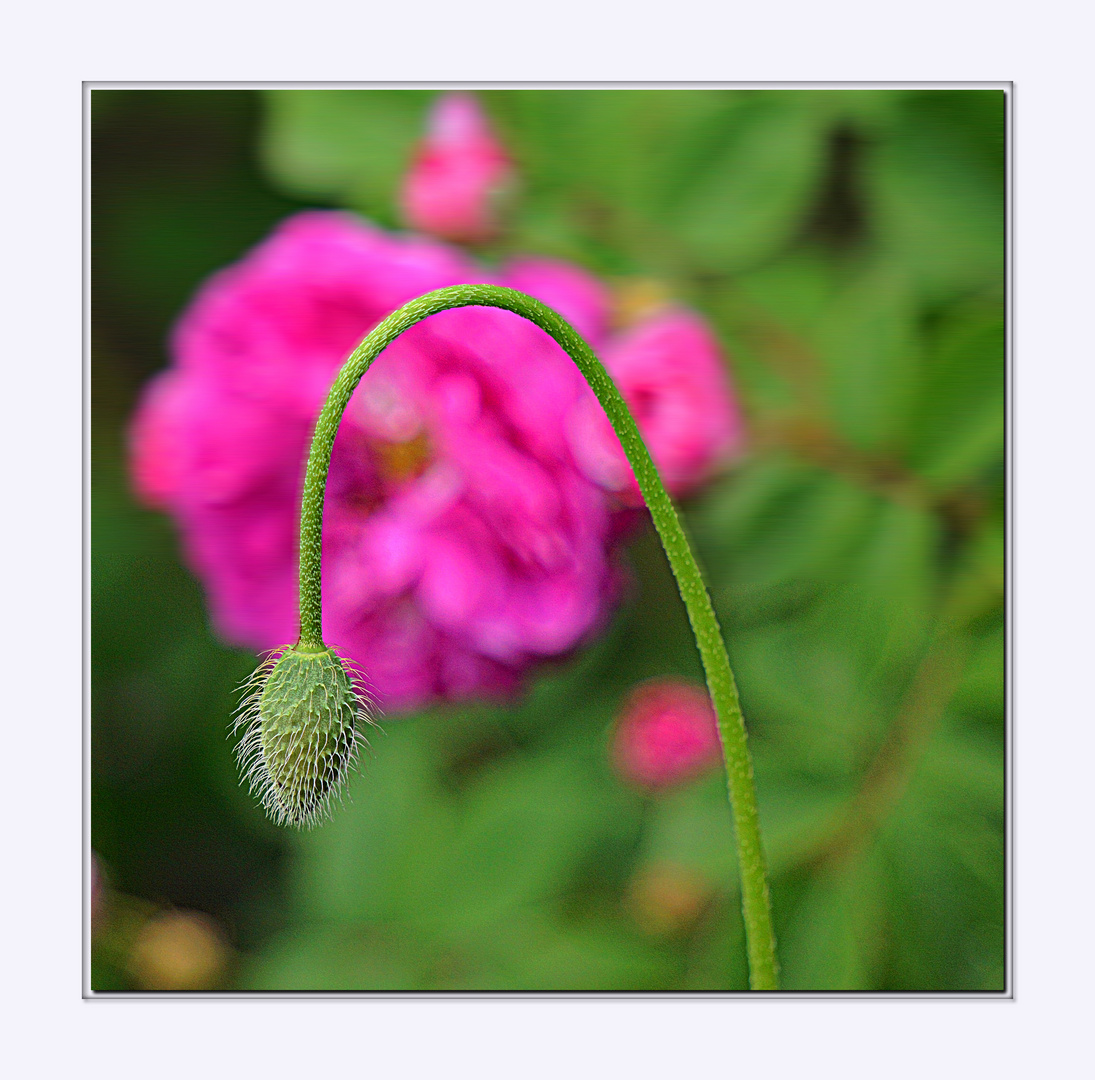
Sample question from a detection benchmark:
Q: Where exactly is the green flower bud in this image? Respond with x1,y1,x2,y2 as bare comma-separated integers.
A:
234,646,370,828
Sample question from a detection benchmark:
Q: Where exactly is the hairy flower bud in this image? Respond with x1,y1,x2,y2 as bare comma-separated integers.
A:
234,646,369,828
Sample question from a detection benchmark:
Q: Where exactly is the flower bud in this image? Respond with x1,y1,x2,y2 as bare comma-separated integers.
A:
611,679,722,789
400,92,514,244
235,646,369,828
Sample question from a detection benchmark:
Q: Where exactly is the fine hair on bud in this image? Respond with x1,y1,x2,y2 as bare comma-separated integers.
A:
233,645,372,828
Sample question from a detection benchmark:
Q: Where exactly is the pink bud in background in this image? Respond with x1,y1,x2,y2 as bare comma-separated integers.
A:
401,93,514,244
90,852,105,935
569,308,744,506
612,679,722,789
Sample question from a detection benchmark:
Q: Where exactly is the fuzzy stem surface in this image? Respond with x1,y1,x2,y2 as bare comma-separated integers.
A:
297,284,779,990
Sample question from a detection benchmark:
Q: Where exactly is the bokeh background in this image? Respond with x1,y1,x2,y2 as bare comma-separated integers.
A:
90,88,1005,992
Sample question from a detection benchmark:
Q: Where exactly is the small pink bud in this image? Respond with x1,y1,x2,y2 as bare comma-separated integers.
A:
611,679,722,789
401,93,513,244
90,852,105,935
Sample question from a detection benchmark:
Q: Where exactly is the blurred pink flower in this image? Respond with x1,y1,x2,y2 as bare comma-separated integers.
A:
130,211,620,710
612,679,722,789
90,852,104,934
401,93,513,244
569,308,743,506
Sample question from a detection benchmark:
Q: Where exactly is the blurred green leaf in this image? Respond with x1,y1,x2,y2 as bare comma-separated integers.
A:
679,899,749,991
462,910,678,991
952,623,1005,723
241,924,440,991
778,854,886,991
730,249,842,342
663,93,831,271
815,261,921,451
865,90,1005,300
753,769,851,876
695,460,877,610
641,775,738,887
733,619,878,776
260,90,432,222
497,90,726,210
291,718,450,925
876,714,1004,990
415,751,610,933
916,713,1004,818
908,303,1004,488
699,476,938,771
828,499,938,674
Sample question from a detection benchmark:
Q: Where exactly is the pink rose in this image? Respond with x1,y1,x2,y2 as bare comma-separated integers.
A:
400,93,514,244
130,211,619,711
612,679,723,789
569,308,744,506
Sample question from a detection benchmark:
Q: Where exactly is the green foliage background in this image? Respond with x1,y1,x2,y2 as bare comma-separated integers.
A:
91,88,1005,992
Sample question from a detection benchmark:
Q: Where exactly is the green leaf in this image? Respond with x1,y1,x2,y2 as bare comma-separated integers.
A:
498,90,728,211
664,93,831,271
915,714,1004,818
641,775,738,887
732,619,878,776
865,90,1005,300
777,855,886,990
239,924,439,991
815,260,921,451
751,768,851,876
679,900,749,991
259,90,432,221
730,249,843,341
291,718,453,924
694,459,877,608
414,750,608,933
876,715,1005,990
828,499,938,673
952,624,1005,723
908,304,1004,488
463,910,677,991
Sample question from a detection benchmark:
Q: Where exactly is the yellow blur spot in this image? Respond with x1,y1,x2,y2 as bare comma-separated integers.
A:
129,910,230,991
611,278,672,331
626,862,713,937
375,430,433,484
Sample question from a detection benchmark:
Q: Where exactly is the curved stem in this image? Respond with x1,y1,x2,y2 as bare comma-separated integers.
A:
298,284,779,990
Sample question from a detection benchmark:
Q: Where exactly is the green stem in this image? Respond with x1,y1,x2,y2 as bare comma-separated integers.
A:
298,284,779,990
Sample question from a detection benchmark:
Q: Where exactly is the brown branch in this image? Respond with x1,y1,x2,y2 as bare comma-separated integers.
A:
795,634,971,878
789,554,1002,879
751,412,988,540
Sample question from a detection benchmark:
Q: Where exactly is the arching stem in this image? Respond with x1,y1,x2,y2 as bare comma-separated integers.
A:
297,284,779,990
